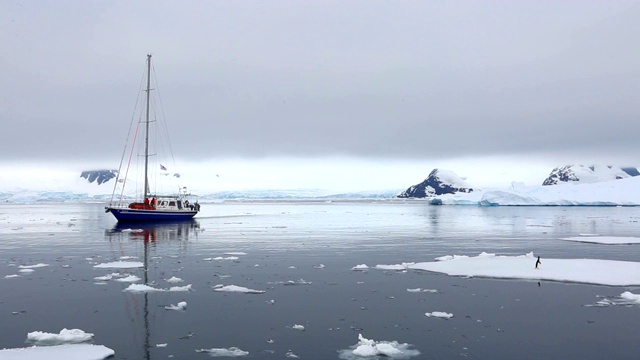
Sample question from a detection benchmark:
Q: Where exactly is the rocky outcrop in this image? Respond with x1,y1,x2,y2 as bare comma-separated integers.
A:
542,165,638,186
80,170,118,185
398,169,473,198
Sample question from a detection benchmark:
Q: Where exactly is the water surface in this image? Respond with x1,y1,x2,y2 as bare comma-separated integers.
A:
1,201,639,359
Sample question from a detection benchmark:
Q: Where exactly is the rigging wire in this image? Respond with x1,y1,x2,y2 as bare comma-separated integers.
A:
110,64,148,205
151,63,182,193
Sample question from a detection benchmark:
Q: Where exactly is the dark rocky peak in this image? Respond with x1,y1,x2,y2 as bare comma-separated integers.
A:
542,165,638,186
398,169,473,198
80,170,118,185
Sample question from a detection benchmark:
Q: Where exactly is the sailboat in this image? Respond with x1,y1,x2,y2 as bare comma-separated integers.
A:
105,54,199,222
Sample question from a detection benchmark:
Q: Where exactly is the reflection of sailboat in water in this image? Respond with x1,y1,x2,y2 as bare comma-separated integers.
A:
105,221,199,359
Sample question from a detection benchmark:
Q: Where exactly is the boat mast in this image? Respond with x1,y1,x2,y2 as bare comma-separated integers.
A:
143,54,152,198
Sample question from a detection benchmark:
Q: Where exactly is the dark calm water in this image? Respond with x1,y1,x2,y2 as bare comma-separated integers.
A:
1,201,639,359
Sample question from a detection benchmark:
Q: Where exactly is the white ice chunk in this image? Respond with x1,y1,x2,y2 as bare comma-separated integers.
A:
425,311,453,319
620,291,640,304
196,347,249,357
339,334,420,359
213,284,265,294
93,261,143,269
19,263,49,269
0,344,114,359
27,329,93,345
165,301,187,310
351,264,369,271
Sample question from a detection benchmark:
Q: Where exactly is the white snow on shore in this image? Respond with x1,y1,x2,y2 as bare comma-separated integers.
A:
559,236,640,245
435,176,640,206
213,284,265,294
0,344,114,359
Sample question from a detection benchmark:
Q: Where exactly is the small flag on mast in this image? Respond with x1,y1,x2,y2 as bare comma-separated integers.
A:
160,164,167,171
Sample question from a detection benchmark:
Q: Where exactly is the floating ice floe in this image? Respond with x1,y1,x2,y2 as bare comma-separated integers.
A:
425,311,453,319
27,328,93,345
165,276,183,283
375,263,414,271
621,291,640,304
224,252,247,256
124,284,164,292
314,264,325,269
213,284,265,294
0,344,114,359
169,284,192,292
284,279,312,286
559,236,640,245
156,343,168,347
196,347,249,356
351,264,369,271
119,256,138,260
338,334,420,359
18,269,35,273
165,301,187,310
93,261,143,269
586,292,640,307
93,274,112,281
19,263,49,269
122,284,192,293
395,252,640,286
213,256,239,261
115,275,141,283
291,324,305,331
4,274,20,278
407,288,438,293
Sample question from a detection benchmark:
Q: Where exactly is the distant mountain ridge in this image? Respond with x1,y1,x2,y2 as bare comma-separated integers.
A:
542,165,639,186
398,169,473,198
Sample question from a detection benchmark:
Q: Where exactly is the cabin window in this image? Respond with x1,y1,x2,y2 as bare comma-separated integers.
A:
169,201,176,207
160,201,168,206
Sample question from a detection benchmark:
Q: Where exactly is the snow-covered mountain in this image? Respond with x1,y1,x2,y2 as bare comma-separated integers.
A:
542,165,639,186
80,170,118,185
397,169,474,198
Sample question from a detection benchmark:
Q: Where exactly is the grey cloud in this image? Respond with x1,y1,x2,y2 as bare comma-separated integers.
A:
1,1,639,165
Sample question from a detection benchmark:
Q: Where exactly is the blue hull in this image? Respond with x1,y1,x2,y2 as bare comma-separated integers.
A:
108,208,197,222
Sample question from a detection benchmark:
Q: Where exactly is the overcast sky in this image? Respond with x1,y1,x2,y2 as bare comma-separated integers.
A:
1,1,639,191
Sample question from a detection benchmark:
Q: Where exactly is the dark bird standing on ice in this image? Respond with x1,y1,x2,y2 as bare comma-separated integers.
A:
535,256,541,269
